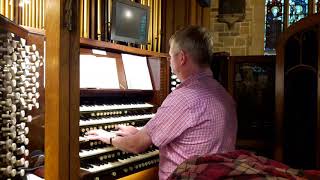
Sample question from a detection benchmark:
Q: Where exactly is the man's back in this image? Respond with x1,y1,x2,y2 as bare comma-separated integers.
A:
145,70,237,180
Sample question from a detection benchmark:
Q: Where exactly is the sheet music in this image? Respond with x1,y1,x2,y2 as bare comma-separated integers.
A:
122,54,153,90
80,55,120,89
26,174,44,180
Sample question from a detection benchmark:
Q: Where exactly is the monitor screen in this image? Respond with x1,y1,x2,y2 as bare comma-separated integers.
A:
111,0,150,45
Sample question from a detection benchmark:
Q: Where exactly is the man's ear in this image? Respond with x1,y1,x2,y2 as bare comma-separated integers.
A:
180,50,187,65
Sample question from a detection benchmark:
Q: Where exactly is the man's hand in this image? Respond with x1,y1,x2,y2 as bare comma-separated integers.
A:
115,125,139,137
85,129,116,144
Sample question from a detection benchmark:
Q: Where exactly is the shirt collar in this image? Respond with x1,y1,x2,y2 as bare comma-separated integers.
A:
176,68,213,89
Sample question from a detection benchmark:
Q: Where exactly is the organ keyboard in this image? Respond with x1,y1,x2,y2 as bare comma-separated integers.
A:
80,149,159,174
79,94,159,180
80,102,154,112
79,146,117,158
79,113,155,126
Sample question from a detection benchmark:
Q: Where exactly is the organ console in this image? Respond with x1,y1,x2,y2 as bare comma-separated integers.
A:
0,15,44,179
79,38,170,179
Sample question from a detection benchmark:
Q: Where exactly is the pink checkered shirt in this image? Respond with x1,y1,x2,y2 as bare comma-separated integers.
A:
144,69,237,180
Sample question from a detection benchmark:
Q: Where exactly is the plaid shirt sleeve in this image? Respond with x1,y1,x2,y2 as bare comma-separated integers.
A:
144,92,193,147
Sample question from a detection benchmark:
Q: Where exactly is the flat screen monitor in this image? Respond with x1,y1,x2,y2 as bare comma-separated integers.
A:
111,0,150,45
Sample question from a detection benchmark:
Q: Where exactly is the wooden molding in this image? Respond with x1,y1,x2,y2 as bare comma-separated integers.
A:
80,38,168,58
45,0,80,180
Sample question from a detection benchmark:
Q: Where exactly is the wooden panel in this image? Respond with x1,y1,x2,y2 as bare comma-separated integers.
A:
45,0,67,179
284,0,289,29
69,1,81,180
148,57,161,91
148,57,163,106
202,6,210,28
161,0,210,52
118,167,159,180
175,0,186,29
0,14,29,37
161,0,172,52
161,57,170,103
45,0,80,180
115,55,128,89
190,0,196,25
80,38,168,57
276,14,320,168
275,43,285,162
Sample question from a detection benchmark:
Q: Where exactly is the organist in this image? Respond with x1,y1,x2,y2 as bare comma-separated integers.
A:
86,26,237,180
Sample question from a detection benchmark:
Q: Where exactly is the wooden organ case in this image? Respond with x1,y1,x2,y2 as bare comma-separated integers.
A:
0,15,44,179
79,38,169,180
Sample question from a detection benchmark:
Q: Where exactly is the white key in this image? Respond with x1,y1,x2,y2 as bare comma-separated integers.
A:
79,147,117,158
79,114,155,126
79,103,154,112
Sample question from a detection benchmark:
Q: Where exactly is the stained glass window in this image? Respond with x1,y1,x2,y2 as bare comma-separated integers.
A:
265,0,284,52
264,0,316,53
289,0,308,25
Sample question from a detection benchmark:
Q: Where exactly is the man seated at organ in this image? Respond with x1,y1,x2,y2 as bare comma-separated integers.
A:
86,26,238,180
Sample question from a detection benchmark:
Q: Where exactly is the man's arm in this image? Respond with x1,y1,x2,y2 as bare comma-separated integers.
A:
112,128,152,154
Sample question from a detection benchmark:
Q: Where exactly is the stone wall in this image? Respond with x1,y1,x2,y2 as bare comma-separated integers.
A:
210,0,265,56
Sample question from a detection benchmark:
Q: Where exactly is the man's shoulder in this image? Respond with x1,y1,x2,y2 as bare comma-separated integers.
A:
163,89,189,105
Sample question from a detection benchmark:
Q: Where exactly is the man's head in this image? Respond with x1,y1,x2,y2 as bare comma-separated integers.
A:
168,26,214,80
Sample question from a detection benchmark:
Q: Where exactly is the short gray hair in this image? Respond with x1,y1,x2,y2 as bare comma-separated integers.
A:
169,26,214,67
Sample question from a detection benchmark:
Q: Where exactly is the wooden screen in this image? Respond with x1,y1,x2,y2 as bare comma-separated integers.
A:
276,13,320,169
